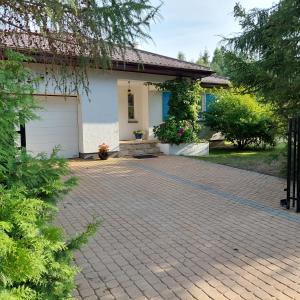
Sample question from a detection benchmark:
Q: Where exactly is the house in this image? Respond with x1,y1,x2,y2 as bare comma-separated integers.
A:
4,38,229,158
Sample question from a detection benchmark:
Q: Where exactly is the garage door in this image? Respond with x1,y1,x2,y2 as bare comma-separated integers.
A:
25,95,79,158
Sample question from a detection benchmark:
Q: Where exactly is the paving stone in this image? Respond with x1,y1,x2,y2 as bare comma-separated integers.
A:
63,157,300,300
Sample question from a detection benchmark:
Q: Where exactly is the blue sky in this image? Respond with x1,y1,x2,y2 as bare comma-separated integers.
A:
139,0,278,61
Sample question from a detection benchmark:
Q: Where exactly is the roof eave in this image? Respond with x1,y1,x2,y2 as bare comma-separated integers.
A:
201,82,230,88
111,61,213,78
0,47,214,78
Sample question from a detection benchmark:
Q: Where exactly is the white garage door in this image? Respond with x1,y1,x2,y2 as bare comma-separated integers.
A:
26,95,79,158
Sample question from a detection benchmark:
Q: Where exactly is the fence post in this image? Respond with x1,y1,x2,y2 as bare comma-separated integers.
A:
297,118,300,212
286,118,292,209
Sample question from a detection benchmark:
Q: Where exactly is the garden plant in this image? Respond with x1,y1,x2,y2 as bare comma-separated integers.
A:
150,78,203,144
204,88,278,149
0,51,99,300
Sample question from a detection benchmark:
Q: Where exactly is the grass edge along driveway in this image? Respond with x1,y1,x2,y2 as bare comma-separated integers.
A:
193,144,286,178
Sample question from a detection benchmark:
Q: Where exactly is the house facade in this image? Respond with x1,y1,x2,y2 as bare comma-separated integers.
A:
17,49,229,158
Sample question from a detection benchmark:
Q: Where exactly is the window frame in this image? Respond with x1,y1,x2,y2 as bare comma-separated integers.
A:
127,89,137,123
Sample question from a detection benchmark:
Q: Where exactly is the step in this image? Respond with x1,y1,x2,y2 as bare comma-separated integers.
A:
119,140,162,157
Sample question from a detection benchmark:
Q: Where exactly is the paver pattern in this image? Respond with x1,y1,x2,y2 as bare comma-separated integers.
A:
58,156,300,300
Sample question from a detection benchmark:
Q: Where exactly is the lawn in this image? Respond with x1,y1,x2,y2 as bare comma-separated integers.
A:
196,144,287,177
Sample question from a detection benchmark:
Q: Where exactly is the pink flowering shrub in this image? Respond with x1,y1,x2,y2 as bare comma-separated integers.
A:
153,117,198,145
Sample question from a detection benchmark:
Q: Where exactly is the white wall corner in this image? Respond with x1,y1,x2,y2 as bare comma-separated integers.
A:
80,71,120,153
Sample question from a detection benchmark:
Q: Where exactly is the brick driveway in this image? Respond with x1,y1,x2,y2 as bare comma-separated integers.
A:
59,156,300,300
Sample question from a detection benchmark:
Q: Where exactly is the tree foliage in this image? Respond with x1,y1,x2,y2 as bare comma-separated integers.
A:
224,0,300,116
204,88,278,149
196,49,210,67
150,78,204,131
211,47,229,77
177,51,186,61
0,50,39,179
153,117,198,145
0,51,99,299
0,0,161,94
149,78,203,144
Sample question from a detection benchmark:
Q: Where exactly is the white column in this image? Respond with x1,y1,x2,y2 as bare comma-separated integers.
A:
141,84,150,139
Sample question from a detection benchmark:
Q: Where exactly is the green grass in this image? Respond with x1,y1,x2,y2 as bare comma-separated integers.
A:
195,143,287,177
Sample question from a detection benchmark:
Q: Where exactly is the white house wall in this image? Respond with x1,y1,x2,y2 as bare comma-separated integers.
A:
148,90,163,139
80,70,119,153
27,62,174,156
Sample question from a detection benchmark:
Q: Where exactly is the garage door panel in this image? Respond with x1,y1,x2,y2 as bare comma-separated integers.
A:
27,116,78,128
27,143,78,153
26,135,78,144
38,106,78,114
26,126,77,137
26,96,79,158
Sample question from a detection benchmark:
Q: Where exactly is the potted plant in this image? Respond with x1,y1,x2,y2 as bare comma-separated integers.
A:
98,143,109,160
133,130,144,141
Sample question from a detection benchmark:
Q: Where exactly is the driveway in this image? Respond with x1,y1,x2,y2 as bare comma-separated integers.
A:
59,156,300,300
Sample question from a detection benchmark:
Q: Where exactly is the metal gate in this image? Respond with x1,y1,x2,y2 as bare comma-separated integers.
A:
281,117,300,212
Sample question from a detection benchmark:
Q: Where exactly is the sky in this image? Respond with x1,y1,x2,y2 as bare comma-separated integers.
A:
139,0,278,61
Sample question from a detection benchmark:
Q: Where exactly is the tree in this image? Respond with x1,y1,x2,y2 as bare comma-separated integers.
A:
224,0,300,116
211,47,228,77
177,51,186,61
196,49,210,67
0,50,39,180
0,51,99,299
0,0,161,94
204,88,278,149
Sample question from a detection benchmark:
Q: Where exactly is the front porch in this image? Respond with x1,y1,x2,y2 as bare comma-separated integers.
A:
118,79,162,141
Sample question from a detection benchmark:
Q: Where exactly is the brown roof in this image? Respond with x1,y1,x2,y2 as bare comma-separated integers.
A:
0,31,229,85
111,48,215,78
201,74,231,87
113,48,210,72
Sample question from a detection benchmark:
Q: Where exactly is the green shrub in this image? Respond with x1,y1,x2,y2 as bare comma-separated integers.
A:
153,117,199,145
3,148,77,204
0,51,99,299
0,187,98,300
0,50,39,182
204,89,278,149
149,78,204,144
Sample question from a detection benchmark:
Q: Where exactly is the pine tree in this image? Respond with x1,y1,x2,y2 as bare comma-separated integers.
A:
224,0,300,115
211,47,228,77
0,51,99,299
196,49,210,67
177,51,186,61
0,0,160,95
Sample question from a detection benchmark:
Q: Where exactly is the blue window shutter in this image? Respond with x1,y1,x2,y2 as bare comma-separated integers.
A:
162,91,171,121
205,93,216,112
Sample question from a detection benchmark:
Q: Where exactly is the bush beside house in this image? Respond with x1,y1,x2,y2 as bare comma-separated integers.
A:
153,117,198,145
204,89,278,149
149,78,209,156
0,51,98,299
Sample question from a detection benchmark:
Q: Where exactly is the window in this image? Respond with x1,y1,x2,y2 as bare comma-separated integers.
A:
205,93,216,111
162,91,171,121
199,93,216,121
128,89,135,120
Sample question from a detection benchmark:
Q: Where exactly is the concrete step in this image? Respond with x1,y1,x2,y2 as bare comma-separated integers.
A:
119,141,161,157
